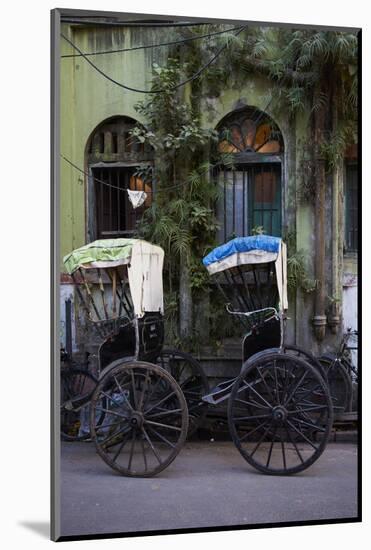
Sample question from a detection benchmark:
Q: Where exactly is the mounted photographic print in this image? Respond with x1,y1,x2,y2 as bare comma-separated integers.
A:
51,7,361,542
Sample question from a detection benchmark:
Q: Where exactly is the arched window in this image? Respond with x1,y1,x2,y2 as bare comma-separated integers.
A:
215,107,284,242
86,116,153,240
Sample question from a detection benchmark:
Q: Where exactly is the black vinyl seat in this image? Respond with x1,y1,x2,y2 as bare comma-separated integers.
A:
243,316,281,362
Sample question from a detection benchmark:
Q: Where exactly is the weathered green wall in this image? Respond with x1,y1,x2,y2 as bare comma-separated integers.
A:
60,23,171,262
60,24,295,264
60,23,357,352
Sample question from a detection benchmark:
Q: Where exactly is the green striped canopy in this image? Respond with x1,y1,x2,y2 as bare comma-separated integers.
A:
63,239,136,274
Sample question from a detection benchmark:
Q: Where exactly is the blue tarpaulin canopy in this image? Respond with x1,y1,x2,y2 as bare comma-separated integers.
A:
203,235,281,268
202,235,288,310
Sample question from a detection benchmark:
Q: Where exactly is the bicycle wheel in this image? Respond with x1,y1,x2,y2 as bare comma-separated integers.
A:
90,361,188,477
156,349,209,437
60,367,98,441
318,355,352,413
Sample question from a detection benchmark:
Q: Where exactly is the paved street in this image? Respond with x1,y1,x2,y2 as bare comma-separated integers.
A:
60,439,358,538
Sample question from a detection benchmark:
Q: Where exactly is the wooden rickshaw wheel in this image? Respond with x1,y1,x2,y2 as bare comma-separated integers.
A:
228,351,333,475
90,361,188,477
60,366,99,441
282,344,327,382
156,349,209,437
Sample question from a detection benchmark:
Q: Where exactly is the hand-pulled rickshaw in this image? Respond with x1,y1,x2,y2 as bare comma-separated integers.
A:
61,235,333,477
201,235,333,475
61,239,207,476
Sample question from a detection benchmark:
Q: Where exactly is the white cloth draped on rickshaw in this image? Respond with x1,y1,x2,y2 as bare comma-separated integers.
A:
63,238,164,317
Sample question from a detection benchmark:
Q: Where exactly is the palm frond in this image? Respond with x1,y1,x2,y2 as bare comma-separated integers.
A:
168,198,189,221
311,91,328,113
170,228,192,257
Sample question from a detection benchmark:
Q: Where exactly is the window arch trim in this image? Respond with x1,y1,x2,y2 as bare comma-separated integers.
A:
215,107,284,242
85,115,154,242
217,106,284,160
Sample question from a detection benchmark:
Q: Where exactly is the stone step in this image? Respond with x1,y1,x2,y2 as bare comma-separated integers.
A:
334,412,358,423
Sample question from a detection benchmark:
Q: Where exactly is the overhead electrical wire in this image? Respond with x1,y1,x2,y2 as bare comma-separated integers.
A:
60,154,208,194
60,18,229,28
61,153,249,194
60,25,247,94
59,26,279,197
61,25,245,58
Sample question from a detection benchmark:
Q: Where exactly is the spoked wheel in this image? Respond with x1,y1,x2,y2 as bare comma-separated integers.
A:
283,344,327,381
228,351,333,475
60,367,98,441
90,361,188,477
318,355,352,414
157,349,209,437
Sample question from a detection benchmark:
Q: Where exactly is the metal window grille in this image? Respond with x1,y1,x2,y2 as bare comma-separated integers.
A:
215,163,282,242
92,166,151,238
86,116,154,240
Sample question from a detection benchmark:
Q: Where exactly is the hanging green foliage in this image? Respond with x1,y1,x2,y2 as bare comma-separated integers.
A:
130,58,222,345
127,26,358,347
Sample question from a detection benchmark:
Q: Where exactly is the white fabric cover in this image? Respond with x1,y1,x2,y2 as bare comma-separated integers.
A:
205,242,288,312
275,242,288,310
128,240,164,317
127,190,147,209
205,250,278,275
81,259,130,270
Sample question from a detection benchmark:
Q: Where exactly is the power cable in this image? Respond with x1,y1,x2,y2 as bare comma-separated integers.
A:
61,154,209,193
60,26,247,94
60,18,229,28
61,25,245,58
60,152,254,197
61,95,274,194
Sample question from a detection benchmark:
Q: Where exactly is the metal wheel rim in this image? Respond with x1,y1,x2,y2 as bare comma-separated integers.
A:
90,362,188,477
283,344,327,381
228,352,333,475
157,349,209,437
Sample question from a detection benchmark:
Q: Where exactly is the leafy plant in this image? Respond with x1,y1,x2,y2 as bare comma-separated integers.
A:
320,121,357,172
129,27,358,346
284,229,316,294
251,225,266,235
287,250,317,294
130,58,222,347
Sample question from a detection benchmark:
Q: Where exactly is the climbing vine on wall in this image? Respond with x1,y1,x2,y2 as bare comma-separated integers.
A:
130,58,222,346
129,26,358,347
